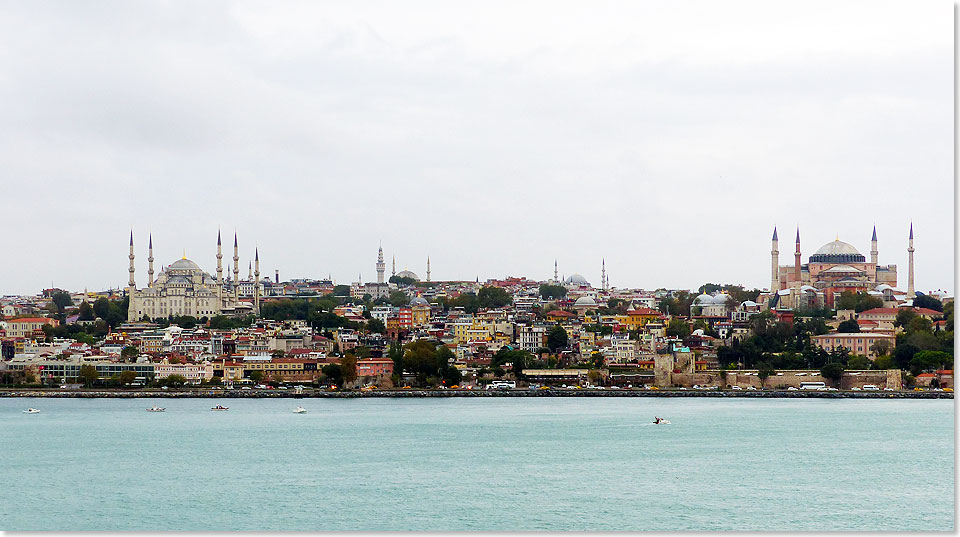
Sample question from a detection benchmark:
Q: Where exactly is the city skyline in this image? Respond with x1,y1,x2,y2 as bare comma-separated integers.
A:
0,1,952,295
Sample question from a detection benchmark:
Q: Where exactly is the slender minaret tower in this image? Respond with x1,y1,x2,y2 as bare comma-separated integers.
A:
275,269,279,284
770,227,779,292
128,231,136,288
147,233,154,286
392,255,396,277
426,256,431,282
554,260,558,282
248,261,252,281
376,245,386,284
601,259,607,291
794,228,801,284
254,248,261,315
216,230,223,306
870,225,878,266
232,233,240,283
907,223,915,299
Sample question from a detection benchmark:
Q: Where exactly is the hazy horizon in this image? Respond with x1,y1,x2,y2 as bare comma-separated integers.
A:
1,1,953,296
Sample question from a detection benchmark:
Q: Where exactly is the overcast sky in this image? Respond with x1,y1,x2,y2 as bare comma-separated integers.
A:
0,1,953,296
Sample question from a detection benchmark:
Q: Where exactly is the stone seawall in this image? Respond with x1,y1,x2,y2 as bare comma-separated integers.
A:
0,389,951,399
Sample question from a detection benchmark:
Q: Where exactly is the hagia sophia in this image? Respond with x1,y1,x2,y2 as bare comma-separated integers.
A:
760,224,916,310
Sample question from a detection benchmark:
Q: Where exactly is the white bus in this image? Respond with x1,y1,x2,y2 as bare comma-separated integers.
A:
799,382,826,390
486,381,516,390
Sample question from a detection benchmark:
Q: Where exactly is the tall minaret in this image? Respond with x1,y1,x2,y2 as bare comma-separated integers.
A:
216,230,223,306
794,228,801,284
554,259,558,282
907,223,915,299
392,255,396,277
771,227,779,292
254,248,261,316
601,259,607,291
232,233,240,283
248,261,253,281
376,245,386,284
870,225,878,266
128,231,136,288
426,256,431,282
147,233,154,286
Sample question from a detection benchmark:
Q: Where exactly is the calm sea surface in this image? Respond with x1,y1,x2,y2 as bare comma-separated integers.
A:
0,397,953,531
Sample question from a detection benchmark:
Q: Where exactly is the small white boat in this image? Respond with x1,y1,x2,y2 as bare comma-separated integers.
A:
146,406,166,412
211,405,229,411
653,417,670,425
293,406,307,414
23,408,40,414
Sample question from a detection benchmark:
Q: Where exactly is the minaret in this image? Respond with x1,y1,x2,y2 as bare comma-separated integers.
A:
794,228,801,284
216,231,223,307
426,256,431,282
376,245,386,284
128,231,136,288
232,233,240,283
870,225,878,266
554,259,558,282
601,259,607,291
147,233,154,286
771,227,779,292
392,255,396,277
254,248,261,316
248,261,252,281
275,269,279,284
907,223,915,299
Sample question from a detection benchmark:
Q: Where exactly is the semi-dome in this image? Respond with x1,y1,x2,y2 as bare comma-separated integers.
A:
565,274,589,285
574,296,598,307
396,270,419,281
169,258,201,271
810,239,865,264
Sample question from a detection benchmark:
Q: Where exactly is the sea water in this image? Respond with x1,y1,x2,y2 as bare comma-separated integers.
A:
0,397,953,531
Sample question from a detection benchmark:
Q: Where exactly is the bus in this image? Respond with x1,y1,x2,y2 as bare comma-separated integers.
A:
485,381,516,390
799,382,826,390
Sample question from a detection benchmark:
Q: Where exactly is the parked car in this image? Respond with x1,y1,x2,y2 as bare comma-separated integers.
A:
787,387,798,391
730,386,742,391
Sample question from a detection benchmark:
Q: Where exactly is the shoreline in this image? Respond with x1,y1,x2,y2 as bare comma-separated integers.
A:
0,389,951,399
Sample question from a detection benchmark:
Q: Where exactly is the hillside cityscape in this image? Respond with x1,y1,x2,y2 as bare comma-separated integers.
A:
0,225,953,393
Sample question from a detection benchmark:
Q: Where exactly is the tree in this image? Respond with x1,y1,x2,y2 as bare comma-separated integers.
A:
250,370,265,382
539,284,567,300
77,301,94,321
546,325,568,352
332,285,351,296
366,318,386,334
121,346,139,361
835,291,883,312
872,355,896,370
913,294,943,312
389,275,417,286
119,370,137,386
477,286,511,309
166,375,187,387
389,290,410,307
895,308,918,328
820,362,844,386
846,355,872,370
757,362,776,388
837,319,860,333
50,291,73,314
666,318,691,339
909,350,952,375
79,364,98,387
321,364,343,386
340,354,358,386
869,339,892,358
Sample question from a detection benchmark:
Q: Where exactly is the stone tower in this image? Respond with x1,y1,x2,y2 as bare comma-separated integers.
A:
870,225,878,266
128,231,136,289
376,245,386,284
254,248,261,316
426,256,431,282
794,228,801,283
147,233,154,286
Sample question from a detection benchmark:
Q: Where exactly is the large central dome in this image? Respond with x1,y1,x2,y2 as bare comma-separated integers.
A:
169,258,201,271
810,239,865,264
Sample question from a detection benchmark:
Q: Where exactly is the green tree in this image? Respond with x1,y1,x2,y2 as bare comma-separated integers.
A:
757,362,776,388
166,375,187,387
250,370,265,382
332,285,351,296
895,308,918,328
909,350,952,375
837,319,860,333
50,291,73,314
77,301,95,321
389,290,410,307
79,364,98,387
539,284,567,300
820,362,844,386
366,318,386,334
321,364,343,386
913,294,943,312
477,286,512,309
119,370,137,386
546,325,568,352
872,355,896,370
121,346,139,361
340,354,358,386
666,318,691,339
870,339,892,358
846,355,872,370
388,275,417,286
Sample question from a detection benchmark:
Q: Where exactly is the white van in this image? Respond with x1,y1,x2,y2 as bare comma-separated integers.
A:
862,385,879,391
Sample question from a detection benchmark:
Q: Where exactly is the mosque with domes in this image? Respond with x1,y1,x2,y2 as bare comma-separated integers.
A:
126,231,258,322
761,224,916,310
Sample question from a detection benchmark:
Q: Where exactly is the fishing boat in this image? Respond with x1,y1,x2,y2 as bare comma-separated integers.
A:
146,406,166,412
211,405,229,411
22,408,40,414
293,406,307,414
653,416,671,425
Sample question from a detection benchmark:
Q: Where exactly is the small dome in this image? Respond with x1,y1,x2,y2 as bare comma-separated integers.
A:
693,293,713,305
410,296,429,307
565,274,589,285
169,258,200,270
574,296,598,307
712,293,732,304
396,270,419,281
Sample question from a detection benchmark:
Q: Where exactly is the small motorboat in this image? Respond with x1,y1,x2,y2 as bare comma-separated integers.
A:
653,416,671,425
293,406,307,414
146,406,166,412
211,405,230,411
23,408,40,414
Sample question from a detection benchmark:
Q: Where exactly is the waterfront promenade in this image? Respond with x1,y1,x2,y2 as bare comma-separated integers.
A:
0,388,951,399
